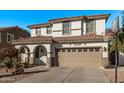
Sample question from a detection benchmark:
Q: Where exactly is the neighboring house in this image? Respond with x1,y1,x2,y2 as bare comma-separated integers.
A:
105,29,116,40
12,14,110,68
0,26,30,49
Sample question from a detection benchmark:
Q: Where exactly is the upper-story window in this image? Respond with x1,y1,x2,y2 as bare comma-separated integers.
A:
36,28,41,35
7,33,14,43
46,27,52,34
63,22,70,35
86,20,95,33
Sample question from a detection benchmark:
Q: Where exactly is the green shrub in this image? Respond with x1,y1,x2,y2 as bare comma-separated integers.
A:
15,62,23,69
3,58,14,68
14,58,23,69
23,62,29,68
0,47,18,69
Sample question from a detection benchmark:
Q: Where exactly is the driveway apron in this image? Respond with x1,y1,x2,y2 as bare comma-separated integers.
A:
16,66,109,83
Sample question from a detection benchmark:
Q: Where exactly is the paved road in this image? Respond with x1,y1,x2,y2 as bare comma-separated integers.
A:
15,67,110,83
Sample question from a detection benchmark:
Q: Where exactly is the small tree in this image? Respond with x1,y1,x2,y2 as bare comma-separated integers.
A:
0,47,19,70
110,29,124,53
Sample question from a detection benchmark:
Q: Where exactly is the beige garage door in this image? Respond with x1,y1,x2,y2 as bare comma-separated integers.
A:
57,47,101,68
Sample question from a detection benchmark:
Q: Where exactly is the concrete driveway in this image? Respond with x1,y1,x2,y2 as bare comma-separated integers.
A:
15,67,110,83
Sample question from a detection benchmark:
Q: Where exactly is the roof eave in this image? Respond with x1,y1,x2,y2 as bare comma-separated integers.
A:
27,14,111,28
105,13,111,23
57,40,104,44
12,41,53,45
27,23,52,29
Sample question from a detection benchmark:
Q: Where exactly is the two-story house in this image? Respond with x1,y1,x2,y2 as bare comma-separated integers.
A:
12,14,110,68
0,26,30,49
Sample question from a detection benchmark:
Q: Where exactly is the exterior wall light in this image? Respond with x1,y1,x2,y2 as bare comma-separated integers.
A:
103,47,107,52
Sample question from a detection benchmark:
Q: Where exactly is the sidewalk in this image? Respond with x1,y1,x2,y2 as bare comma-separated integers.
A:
0,65,49,83
0,66,48,75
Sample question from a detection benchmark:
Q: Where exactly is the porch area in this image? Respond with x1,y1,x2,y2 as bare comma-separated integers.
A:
16,44,52,67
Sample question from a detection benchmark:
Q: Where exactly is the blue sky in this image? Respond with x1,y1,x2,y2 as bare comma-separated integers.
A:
0,10,122,33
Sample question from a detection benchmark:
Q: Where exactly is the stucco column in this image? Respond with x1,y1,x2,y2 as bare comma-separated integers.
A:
83,21,86,35
29,53,34,64
27,45,35,65
44,44,52,68
46,53,51,68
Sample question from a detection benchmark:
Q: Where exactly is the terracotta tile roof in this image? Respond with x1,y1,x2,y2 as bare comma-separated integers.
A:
105,29,116,36
49,16,85,23
0,26,26,32
49,14,110,23
28,14,110,29
105,29,116,40
53,34,105,43
28,23,51,29
11,36,53,44
11,34,107,45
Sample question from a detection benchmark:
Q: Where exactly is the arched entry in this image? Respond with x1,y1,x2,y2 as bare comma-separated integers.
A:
18,46,30,63
33,45,47,65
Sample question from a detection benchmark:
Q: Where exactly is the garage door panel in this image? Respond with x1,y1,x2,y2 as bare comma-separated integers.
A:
57,48,101,68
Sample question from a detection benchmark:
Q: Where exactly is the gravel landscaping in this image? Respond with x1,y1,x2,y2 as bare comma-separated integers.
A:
102,67,124,83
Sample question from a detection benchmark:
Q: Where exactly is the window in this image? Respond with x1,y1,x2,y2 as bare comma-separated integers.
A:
47,27,52,34
83,48,87,52
67,49,71,52
7,33,14,43
63,22,70,35
36,28,41,35
72,49,76,52
95,48,99,52
86,20,95,33
78,49,82,52
89,48,94,52
62,49,65,52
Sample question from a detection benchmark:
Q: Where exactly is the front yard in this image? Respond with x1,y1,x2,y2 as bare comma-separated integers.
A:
103,67,124,83
0,66,49,83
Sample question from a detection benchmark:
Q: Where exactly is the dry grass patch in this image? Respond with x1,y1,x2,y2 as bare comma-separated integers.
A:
103,67,124,83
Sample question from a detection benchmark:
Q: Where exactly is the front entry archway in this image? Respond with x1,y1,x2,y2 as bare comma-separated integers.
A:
18,46,30,63
33,45,47,65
